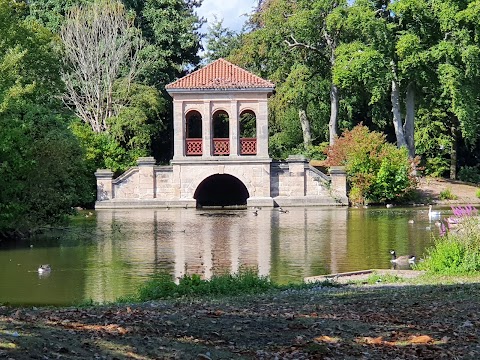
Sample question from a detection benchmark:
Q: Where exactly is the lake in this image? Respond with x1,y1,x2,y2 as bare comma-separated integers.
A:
0,206,443,306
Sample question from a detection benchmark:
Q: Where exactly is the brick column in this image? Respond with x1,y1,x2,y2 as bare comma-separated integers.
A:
230,100,239,156
204,101,212,157
172,99,184,160
257,98,269,158
287,155,308,196
95,169,114,201
329,166,348,204
137,157,156,199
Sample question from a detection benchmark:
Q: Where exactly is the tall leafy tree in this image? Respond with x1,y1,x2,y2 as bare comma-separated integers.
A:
229,0,341,158
124,0,204,88
424,0,480,178
204,17,241,63
0,0,91,237
334,0,438,158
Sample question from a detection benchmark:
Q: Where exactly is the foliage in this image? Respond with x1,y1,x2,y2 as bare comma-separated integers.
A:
0,0,92,236
204,17,241,62
416,206,480,275
458,166,480,184
324,124,417,204
26,0,204,164
477,189,480,199
137,270,274,301
439,188,458,201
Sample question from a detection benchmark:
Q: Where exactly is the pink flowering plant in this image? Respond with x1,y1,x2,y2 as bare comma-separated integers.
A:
416,205,480,274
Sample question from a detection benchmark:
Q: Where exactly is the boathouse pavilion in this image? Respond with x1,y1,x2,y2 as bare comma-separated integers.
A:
95,59,347,209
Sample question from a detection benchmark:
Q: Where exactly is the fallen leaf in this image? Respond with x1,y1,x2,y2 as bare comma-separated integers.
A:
409,335,433,344
314,335,339,344
364,336,384,345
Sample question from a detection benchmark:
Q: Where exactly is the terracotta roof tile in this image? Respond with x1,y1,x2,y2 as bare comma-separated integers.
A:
166,58,275,90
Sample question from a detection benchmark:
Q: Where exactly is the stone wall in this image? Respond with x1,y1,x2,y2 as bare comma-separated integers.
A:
95,157,347,208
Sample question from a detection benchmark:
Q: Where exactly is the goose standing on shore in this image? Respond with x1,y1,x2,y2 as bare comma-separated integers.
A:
390,250,415,264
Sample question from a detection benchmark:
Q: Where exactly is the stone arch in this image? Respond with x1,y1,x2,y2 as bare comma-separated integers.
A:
186,110,202,138
185,110,203,156
212,110,230,155
239,109,257,155
194,174,250,208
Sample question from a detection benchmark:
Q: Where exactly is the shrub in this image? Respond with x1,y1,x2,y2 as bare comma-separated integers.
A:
476,189,480,199
439,188,458,200
324,124,418,205
458,166,480,184
416,206,480,274
137,270,274,301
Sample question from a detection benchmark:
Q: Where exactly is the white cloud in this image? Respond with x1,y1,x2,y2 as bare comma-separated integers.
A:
197,0,257,33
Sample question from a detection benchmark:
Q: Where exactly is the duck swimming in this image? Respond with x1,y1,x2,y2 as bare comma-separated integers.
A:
38,264,51,274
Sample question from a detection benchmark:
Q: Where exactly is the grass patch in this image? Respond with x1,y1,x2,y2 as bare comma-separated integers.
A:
135,270,276,301
364,272,405,284
476,188,480,198
439,187,458,200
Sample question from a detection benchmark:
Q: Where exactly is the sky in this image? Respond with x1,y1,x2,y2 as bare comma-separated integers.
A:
196,0,258,33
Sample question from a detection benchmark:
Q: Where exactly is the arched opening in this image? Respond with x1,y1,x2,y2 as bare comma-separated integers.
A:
194,174,249,208
185,110,202,155
212,110,230,155
240,110,257,155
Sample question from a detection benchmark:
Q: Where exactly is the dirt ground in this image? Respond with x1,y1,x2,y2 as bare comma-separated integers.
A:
1,279,480,359
416,177,480,205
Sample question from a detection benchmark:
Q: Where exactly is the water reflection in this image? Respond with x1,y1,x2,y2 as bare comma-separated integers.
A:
0,207,437,305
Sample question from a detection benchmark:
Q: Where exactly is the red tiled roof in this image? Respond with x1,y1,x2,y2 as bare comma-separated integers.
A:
166,58,275,90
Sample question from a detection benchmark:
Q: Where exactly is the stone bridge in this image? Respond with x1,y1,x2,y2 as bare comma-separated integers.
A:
95,59,347,209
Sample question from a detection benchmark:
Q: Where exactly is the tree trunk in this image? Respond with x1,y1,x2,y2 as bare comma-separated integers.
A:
299,109,312,149
329,83,339,145
391,76,407,148
404,82,415,158
450,125,457,180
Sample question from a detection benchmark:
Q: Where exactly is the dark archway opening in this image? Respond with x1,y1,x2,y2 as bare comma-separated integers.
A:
194,174,249,208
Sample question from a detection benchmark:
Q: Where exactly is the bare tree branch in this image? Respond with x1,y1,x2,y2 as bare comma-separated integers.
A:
284,35,322,53
61,0,145,133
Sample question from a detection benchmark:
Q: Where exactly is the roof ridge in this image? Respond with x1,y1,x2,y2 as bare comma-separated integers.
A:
166,58,275,90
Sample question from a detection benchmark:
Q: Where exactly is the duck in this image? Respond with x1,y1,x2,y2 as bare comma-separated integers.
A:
278,207,289,213
38,264,51,274
390,250,415,264
428,205,441,220
252,209,258,216
386,204,394,208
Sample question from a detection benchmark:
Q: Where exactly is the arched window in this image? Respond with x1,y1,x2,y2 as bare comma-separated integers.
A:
212,110,230,155
240,110,257,155
185,110,202,155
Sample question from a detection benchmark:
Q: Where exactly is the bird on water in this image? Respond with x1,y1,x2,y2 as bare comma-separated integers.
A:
390,250,415,264
428,205,441,220
38,264,51,274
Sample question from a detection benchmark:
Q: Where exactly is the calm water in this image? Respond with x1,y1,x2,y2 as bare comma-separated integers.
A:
0,206,444,306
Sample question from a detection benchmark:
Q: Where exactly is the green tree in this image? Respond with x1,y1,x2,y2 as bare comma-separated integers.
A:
204,17,241,62
333,0,438,159
229,0,339,158
0,0,91,237
423,0,480,178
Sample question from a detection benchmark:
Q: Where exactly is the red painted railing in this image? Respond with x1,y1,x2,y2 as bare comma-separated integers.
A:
213,138,230,155
186,138,202,155
240,138,257,155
